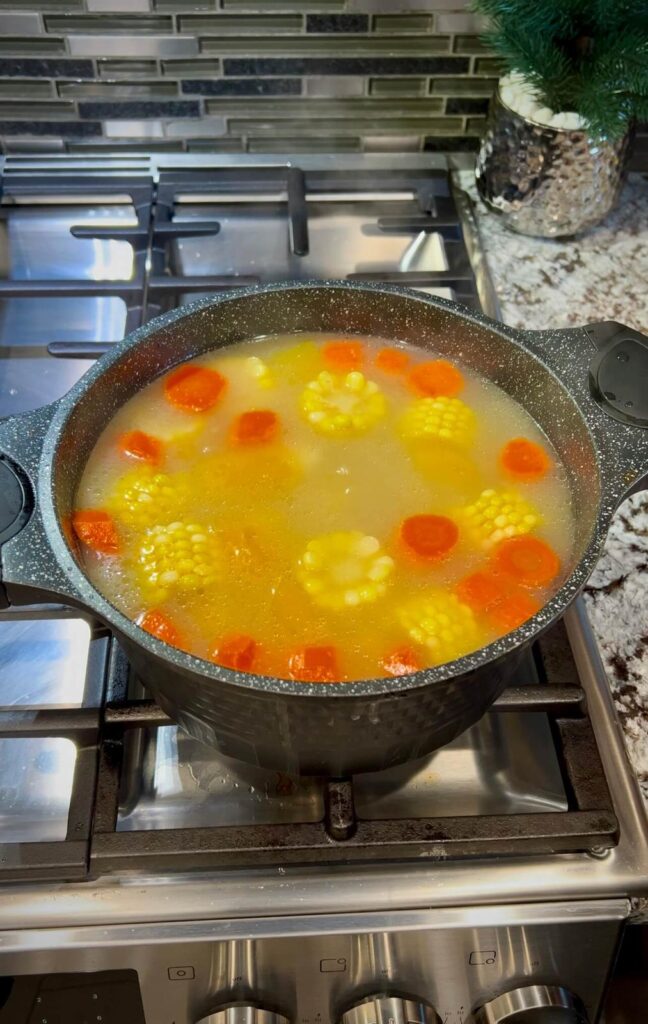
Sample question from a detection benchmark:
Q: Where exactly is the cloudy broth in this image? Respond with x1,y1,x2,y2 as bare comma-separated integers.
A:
73,334,574,682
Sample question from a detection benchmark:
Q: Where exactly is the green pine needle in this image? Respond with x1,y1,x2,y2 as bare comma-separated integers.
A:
471,0,648,137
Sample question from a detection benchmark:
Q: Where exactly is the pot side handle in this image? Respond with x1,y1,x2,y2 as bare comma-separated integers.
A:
523,319,648,502
0,404,82,609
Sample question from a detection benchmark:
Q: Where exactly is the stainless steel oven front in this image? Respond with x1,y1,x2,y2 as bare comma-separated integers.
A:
0,900,628,1023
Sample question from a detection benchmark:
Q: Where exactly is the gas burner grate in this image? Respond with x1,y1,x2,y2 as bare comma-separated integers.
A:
81,620,617,878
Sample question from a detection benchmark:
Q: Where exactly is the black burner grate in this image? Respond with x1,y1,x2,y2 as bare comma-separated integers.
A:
83,619,617,877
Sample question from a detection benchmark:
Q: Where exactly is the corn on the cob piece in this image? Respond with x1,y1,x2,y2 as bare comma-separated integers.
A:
399,590,481,665
109,469,188,530
298,530,394,610
300,370,386,437
459,488,541,550
136,520,222,603
399,396,476,447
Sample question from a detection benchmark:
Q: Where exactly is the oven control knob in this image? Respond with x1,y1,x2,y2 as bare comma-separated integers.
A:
340,995,441,1024
196,1006,290,1024
474,985,589,1023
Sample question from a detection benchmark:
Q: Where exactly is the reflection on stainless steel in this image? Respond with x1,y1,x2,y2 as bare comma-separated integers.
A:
0,349,97,415
354,712,566,819
340,995,440,1024
117,728,324,832
0,201,135,414
116,708,565,832
0,616,91,706
0,736,76,842
172,200,453,296
196,1007,290,1024
0,206,135,283
475,985,588,1023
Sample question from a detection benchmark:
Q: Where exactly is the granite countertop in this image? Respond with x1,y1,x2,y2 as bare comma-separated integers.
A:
460,170,648,801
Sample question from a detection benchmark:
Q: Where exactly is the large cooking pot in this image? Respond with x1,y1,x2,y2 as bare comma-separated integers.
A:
0,283,647,776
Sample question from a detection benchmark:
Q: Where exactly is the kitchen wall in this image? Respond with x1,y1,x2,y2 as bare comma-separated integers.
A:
0,1,645,163
0,0,500,154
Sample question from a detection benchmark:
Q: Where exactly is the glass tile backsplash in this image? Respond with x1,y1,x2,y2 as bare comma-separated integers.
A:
0,0,644,163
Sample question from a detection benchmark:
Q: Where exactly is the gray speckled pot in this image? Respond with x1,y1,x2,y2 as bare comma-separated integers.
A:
0,283,647,776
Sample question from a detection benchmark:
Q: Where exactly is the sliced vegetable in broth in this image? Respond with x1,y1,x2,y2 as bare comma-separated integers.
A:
73,333,574,682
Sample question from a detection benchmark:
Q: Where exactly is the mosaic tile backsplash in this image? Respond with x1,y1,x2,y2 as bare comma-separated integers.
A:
0,0,503,153
0,0,645,162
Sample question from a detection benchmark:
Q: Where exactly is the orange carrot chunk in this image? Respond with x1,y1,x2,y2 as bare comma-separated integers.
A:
164,365,227,413
117,429,163,466
375,347,410,375
288,645,340,683
489,591,540,631
211,634,257,672
138,609,183,648
232,409,279,445
500,437,551,481
72,509,119,555
494,536,560,588
455,570,511,614
408,359,464,397
382,646,422,677
400,514,459,560
322,340,364,371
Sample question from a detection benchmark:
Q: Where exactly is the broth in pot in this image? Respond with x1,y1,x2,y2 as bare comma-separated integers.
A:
73,334,574,682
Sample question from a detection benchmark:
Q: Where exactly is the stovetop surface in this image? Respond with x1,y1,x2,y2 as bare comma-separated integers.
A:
0,154,644,907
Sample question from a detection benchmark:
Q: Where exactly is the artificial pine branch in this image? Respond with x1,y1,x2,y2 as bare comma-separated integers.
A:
471,0,648,137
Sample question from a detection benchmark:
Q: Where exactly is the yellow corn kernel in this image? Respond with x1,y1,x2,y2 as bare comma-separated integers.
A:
136,520,222,603
245,355,275,389
297,530,394,610
300,370,386,437
399,590,481,665
109,469,188,530
267,340,321,385
399,396,476,447
459,488,541,549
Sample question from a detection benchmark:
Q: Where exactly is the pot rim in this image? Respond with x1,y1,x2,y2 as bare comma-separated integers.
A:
39,280,609,700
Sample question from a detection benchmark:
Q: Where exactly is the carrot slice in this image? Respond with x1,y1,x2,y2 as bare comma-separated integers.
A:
138,609,183,648
408,359,464,397
72,509,119,555
400,514,459,560
117,429,163,466
375,347,410,375
232,409,279,445
455,570,511,614
489,591,540,631
288,645,340,683
500,437,551,481
494,536,560,588
322,341,364,371
211,634,257,672
164,365,227,413
382,646,421,677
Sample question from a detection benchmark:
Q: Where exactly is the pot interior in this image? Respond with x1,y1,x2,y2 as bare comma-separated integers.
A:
51,285,602,595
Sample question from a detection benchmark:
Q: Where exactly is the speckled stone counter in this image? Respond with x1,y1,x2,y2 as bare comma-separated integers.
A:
459,170,648,801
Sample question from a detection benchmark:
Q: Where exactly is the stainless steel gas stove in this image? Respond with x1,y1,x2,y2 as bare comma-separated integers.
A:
0,153,646,1024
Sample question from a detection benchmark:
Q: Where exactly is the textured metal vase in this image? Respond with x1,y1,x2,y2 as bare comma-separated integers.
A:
476,90,629,238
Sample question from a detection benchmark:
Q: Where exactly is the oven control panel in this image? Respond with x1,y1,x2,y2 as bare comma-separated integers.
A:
0,909,620,1024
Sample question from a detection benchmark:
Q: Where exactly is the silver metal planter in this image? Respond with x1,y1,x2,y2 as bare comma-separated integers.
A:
476,90,629,238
